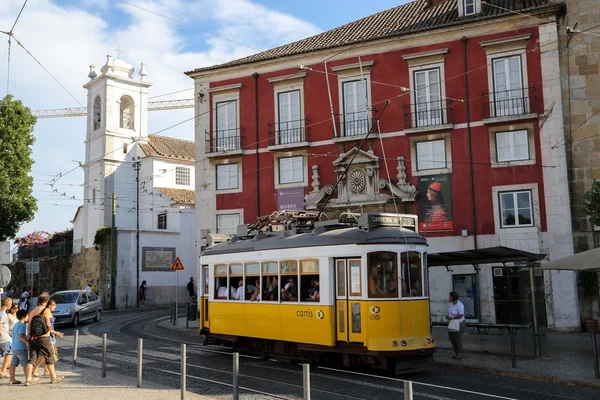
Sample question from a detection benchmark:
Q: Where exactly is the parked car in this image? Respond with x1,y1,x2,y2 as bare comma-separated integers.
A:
50,290,102,327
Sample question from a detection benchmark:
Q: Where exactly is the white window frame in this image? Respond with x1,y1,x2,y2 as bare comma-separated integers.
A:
157,212,167,230
491,55,525,117
498,190,534,228
495,130,529,162
270,74,307,148
211,86,241,153
175,166,191,186
416,140,446,171
216,212,242,236
278,155,304,185
413,68,443,128
409,133,453,177
458,0,480,17
341,79,370,137
492,183,540,234
464,0,475,15
335,64,373,141
216,163,239,191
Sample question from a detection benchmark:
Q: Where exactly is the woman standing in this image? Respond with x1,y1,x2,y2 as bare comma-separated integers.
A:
139,281,147,307
446,291,466,359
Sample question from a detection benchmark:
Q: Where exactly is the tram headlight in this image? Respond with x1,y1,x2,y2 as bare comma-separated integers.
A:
425,337,434,345
400,340,408,347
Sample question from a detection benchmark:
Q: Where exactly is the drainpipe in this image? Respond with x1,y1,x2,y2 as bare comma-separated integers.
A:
253,72,260,218
462,36,481,322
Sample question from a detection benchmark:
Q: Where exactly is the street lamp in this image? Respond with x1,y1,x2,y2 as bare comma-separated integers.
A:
132,156,141,307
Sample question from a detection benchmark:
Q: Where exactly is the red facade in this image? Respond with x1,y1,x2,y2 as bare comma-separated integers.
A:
208,26,548,238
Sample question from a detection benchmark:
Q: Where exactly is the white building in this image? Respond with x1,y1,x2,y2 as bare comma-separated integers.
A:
72,55,197,308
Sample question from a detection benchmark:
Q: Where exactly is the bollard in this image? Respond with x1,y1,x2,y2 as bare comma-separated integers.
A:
592,331,600,379
181,344,186,400
509,327,517,369
137,338,143,388
303,364,311,400
72,330,79,370
102,333,107,378
126,294,129,309
403,381,413,400
233,352,240,400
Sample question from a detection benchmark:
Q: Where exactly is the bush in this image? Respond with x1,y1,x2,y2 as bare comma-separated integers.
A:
94,227,112,246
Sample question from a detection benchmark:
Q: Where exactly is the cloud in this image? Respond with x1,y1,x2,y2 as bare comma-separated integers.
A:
0,0,320,236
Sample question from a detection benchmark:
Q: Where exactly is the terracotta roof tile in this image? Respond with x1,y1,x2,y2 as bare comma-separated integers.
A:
140,135,195,161
185,0,559,75
156,187,195,205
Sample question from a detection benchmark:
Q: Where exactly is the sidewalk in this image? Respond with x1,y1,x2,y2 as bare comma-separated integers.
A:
159,315,200,337
432,326,600,389
0,363,213,400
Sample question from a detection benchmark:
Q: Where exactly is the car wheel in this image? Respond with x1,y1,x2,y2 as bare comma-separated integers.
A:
94,309,101,322
72,313,79,327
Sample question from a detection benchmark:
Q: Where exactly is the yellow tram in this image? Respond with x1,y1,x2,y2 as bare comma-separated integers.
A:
197,211,435,373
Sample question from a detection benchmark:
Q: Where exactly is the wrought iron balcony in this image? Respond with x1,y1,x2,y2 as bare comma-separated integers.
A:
268,120,307,147
340,114,371,137
403,100,453,130
206,128,242,154
482,87,536,120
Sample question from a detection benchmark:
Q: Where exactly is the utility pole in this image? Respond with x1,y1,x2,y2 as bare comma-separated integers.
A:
110,192,117,310
132,156,142,307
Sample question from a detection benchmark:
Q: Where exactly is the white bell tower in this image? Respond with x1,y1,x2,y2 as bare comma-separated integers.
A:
80,54,152,248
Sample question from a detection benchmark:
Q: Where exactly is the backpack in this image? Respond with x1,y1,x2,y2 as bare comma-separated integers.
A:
30,308,49,337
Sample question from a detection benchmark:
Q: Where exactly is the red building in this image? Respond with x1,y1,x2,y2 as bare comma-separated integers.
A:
186,0,580,330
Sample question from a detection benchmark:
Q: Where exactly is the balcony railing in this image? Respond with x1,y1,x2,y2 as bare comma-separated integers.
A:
268,120,306,146
482,87,536,119
340,114,371,137
206,128,241,153
403,100,453,130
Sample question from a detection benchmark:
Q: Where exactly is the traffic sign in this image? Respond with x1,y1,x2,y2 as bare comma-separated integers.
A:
0,265,12,287
171,257,184,271
25,260,40,274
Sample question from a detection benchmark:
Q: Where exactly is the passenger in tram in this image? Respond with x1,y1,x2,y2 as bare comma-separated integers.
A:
232,279,244,300
265,277,278,301
281,278,298,301
368,264,386,295
306,278,320,302
215,277,228,299
250,279,261,302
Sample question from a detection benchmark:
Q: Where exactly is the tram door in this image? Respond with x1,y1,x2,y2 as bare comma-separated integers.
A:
335,259,363,343
200,265,209,329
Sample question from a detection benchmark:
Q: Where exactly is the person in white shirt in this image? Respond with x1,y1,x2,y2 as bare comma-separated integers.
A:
232,279,244,300
446,291,466,359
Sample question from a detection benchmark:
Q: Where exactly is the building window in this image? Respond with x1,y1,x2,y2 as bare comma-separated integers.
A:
158,213,167,230
277,90,303,144
464,0,475,15
492,56,525,117
123,143,128,154
175,166,191,186
278,156,304,184
216,164,238,190
496,130,529,162
342,79,369,136
414,68,442,127
93,97,101,130
499,191,533,228
416,140,446,170
215,100,239,151
217,213,240,235
119,96,134,130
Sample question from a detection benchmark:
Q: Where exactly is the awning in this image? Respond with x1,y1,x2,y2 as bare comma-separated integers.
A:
428,246,546,267
541,247,600,271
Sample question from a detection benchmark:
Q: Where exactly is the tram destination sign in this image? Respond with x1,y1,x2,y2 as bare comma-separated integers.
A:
359,213,418,232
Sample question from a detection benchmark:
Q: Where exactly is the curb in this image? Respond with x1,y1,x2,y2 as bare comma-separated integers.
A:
437,361,600,390
158,319,201,338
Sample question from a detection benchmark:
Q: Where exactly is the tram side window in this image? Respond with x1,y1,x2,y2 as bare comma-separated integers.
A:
300,259,320,302
229,264,244,300
262,261,279,302
214,265,228,299
368,252,398,298
246,263,260,301
400,252,423,297
280,260,299,302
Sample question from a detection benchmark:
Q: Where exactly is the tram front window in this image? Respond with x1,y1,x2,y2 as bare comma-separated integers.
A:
368,252,398,298
400,251,423,297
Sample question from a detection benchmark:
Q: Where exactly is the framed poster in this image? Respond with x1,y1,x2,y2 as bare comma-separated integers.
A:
417,174,453,231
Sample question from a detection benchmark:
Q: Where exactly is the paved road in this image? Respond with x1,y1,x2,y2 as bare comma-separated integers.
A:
52,308,600,400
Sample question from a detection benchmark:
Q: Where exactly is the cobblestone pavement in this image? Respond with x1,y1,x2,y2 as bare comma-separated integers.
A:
40,308,600,400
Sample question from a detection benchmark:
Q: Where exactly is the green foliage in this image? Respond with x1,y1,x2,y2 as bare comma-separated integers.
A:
0,95,37,241
94,226,112,246
584,180,600,227
49,228,73,244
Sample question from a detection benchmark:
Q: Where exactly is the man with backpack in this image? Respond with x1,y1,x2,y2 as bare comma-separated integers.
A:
23,293,63,386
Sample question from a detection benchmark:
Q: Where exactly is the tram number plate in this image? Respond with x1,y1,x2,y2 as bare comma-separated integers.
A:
407,245,417,250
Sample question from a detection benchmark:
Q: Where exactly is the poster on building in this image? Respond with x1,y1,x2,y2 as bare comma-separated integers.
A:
142,247,176,271
277,187,305,210
417,174,453,231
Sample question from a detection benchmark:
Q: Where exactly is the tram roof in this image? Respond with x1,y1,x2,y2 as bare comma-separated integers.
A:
201,226,427,257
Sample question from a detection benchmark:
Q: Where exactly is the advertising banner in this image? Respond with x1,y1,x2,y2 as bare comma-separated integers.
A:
417,174,453,231
277,187,305,210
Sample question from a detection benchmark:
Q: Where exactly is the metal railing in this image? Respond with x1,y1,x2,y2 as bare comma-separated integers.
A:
207,128,242,153
403,100,453,129
16,240,73,260
340,116,370,137
482,87,536,119
268,120,306,146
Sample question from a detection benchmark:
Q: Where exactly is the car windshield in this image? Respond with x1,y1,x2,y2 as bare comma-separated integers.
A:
51,293,79,304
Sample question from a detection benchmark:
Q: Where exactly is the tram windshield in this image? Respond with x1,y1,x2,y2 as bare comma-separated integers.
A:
367,251,427,299
367,251,398,298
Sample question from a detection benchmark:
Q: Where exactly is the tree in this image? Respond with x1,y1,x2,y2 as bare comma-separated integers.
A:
0,95,37,241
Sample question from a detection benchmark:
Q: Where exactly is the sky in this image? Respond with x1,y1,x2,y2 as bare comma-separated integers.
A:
0,0,409,238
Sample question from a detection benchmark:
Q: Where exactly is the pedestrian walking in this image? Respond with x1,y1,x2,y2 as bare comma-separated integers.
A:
19,287,29,311
446,291,466,360
187,277,196,300
8,309,29,385
31,298,63,378
139,280,147,307
7,302,19,336
0,297,13,378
